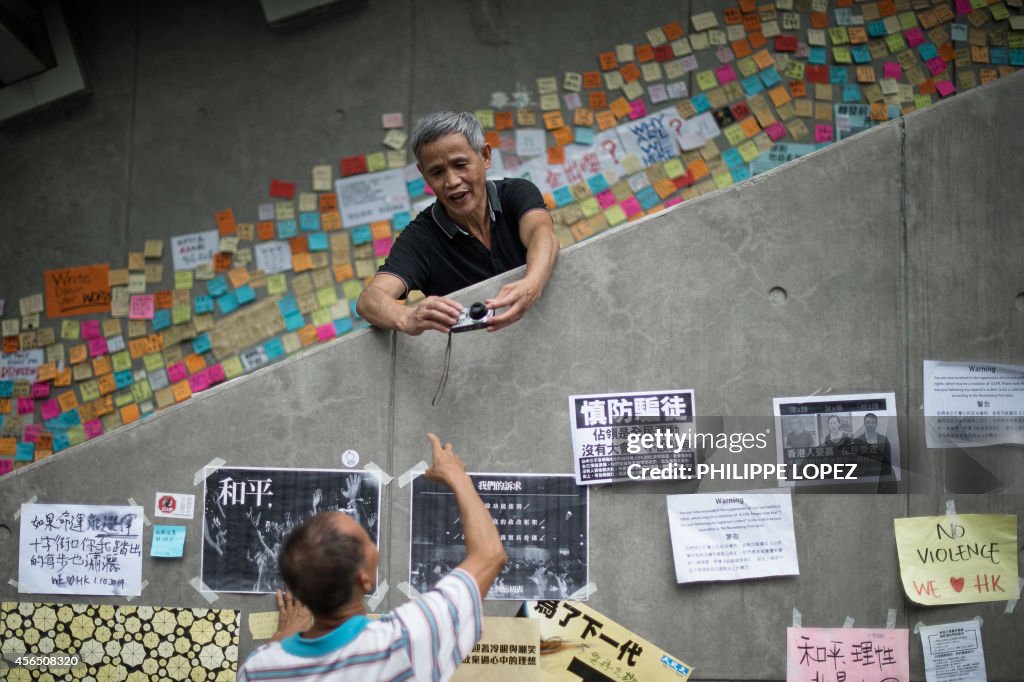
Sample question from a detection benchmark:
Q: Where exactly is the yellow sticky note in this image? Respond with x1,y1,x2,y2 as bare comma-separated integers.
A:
695,70,718,91
723,124,747,146
174,270,194,290
311,308,333,327
61,320,80,340
366,152,387,173
248,611,279,640
221,356,244,379
713,172,734,189
316,286,338,309
662,158,686,179
737,141,761,163
579,197,601,218
473,109,495,128
894,514,1019,606
603,205,627,226
342,280,364,300
267,273,288,296
832,47,852,64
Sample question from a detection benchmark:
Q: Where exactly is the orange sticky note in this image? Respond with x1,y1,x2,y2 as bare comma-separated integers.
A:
57,391,79,413
598,51,618,70
92,355,112,376
582,71,603,89
635,44,655,62
543,111,565,130
732,39,753,58
0,438,15,456
43,264,112,318
322,211,342,231
95,395,114,416
97,374,117,395
742,14,760,32
769,85,792,106
333,263,355,282
551,127,574,147
37,363,57,382
663,20,685,41
596,110,617,130
588,92,607,110
789,80,807,98
619,63,642,83
0,398,9,414
185,354,206,374
318,193,338,212
213,253,232,272
752,50,775,70
371,221,391,240
573,108,594,127
688,158,710,180
739,117,762,137
215,209,237,236
298,325,319,347
654,178,677,199
547,146,566,165
172,381,192,403
811,12,828,28
484,130,501,148
120,403,141,425
257,221,276,241
69,344,88,365
495,111,514,129
55,368,72,387
570,221,593,241
2,337,19,354
609,97,631,119
228,267,250,288
289,236,309,255
292,253,314,273
154,291,174,309
748,31,766,49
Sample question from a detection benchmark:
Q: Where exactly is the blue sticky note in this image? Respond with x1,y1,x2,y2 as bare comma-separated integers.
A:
194,295,214,314
52,431,69,452
722,148,745,170
308,232,329,252
264,338,285,360
552,186,574,207
690,93,712,113
284,311,305,332
636,187,660,210
152,309,171,331
406,178,426,196
217,291,239,315
830,66,848,84
586,174,609,194
276,294,298,317
759,68,782,88
15,442,34,462
843,84,862,103
392,211,412,230
740,75,764,95
989,47,1007,65
808,47,827,65
918,43,938,61
887,104,901,119
851,45,871,64
351,225,372,245
730,166,751,183
193,333,212,355
236,284,256,305
0,381,12,398
1011,49,1024,67
151,525,186,558
299,212,320,232
114,370,134,389
277,219,298,239
334,318,354,335
867,20,887,38
574,126,595,145
207,276,228,298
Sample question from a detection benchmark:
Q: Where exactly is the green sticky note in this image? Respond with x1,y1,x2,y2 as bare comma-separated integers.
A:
316,286,337,309
713,172,734,189
61,320,80,340
79,380,100,403
885,34,907,53
603,205,627,226
67,425,85,446
366,152,387,173
174,270,194,290
696,70,718,91
723,124,746,146
898,12,918,30
311,309,332,327
783,61,805,80
143,352,164,372
267,273,288,295
579,197,601,217
172,304,191,325
221,356,244,379
131,379,152,403
342,280,364,300
737,141,761,163
112,351,132,373
832,47,852,64
114,392,134,408
663,158,686,179
736,57,758,78
991,2,1009,20
914,94,932,110
828,27,849,46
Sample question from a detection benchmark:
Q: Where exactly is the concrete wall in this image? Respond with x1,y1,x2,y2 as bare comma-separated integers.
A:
2,66,1022,681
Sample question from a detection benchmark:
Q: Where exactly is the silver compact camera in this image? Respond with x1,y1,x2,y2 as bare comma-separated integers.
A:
450,302,493,333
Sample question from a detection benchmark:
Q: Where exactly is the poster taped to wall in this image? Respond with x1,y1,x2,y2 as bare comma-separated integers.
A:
923,360,1024,448
772,392,900,486
568,389,696,485
410,473,588,600
451,617,540,682
787,627,909,682
202,467,381,593
918,619,987,682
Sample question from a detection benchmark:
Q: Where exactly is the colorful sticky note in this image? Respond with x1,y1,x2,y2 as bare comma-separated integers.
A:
151,525,187,558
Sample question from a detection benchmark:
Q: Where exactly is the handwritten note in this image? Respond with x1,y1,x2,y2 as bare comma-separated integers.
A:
254,241,294,275
43,264,112,318
171,230,220,272
151,525,186,558
787,628,909,682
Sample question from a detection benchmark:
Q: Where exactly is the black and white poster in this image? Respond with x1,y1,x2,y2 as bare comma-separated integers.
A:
202,467,381,593
410,474,589,601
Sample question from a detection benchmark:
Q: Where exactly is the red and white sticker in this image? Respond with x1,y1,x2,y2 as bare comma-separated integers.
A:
154,492,195,520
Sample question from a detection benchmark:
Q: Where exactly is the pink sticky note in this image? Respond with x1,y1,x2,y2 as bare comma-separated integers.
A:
620,196,643,217
88,337,109,357
955,0,971,14
926,57,946,75
372,237,392,258
166,362,188,384
23,423,43,442
129,294,155,320
17,398,35,415
40,399,60,421
883,62,901,79
0,460,11,476
316,324,336,342
765,122,788,141
31,382,51,399
596,189,617,209
81,320,101,339
188,370,211,393
207,364,226,384
382,112,404,129
935,80,956,97
664,197,683,208
904,28,925,47
786,628,908,681
628,100,648,120
714,64,737,84
814,125,834,143
84,420,104,440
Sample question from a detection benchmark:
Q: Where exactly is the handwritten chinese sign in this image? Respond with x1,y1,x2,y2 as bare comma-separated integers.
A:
786,627,908,682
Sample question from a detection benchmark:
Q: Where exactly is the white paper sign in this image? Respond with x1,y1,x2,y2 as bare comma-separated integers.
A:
334,168,411,227
19,503,144,596
515,128,547,158
155,492,196,520
616,111,679,168
666,493,799,583
918,620,987,682
678,111,722,151
254,241,293,275
924,360,1024,448
170,230,219,272
0,349,45,381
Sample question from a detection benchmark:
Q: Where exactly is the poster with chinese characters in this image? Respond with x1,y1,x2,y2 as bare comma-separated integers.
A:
772,392,900,486
202,467,381,593
918,620,987,682
568,389,696,485
894,514,1019,606
665,493,799,583
923,360,1024,448
170,229,219,271
410,474,588,600
787,627,909,682
524,599,692,681
18,503,144,597
451,617,540,682
334,168,411,227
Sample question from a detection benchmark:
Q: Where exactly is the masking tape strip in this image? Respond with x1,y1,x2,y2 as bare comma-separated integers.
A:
913,621,924,634
13,495,38,519
792,608,802,628
973,615,983,626
8,579,28,593
945,499,957,519
886,608,897,630
127,498,150,526
1005,579,1024,614
367,580,389,612
126,580,149,601
568,582,597,600
397,581,421,599
843,616,855,628
364,463,393,486
194,457,227,486
189,576,220,603
398,461,429,488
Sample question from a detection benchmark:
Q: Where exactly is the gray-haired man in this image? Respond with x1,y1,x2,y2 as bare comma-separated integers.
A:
356,111,558,335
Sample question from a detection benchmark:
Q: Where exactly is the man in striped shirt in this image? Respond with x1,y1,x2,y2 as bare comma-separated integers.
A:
239,433,507,682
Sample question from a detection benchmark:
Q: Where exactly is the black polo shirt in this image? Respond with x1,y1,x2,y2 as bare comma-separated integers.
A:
377,178,548,297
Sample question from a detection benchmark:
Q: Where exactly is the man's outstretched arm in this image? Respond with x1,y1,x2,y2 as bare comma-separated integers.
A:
485,209,559,331
356,273,463,336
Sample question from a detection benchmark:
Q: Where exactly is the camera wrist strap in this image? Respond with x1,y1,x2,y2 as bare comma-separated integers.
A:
431,331,453,407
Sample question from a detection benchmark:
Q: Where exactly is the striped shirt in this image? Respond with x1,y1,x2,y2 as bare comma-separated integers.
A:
238,569,482,682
